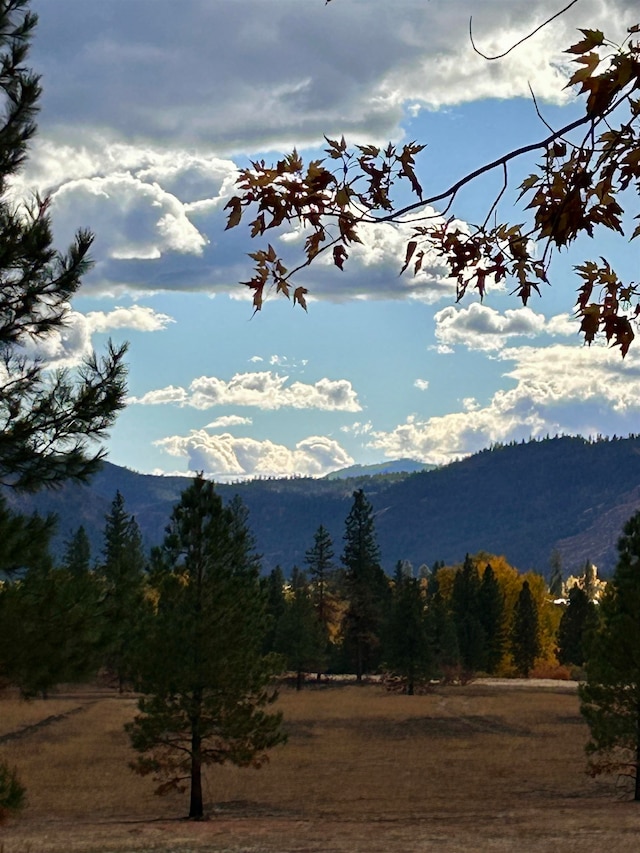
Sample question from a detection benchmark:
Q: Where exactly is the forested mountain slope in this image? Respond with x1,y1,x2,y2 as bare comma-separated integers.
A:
7,435,640,577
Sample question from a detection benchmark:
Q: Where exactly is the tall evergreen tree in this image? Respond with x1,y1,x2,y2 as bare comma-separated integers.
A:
305,524,337,678
0,2,127,492
510,580,540,678
342,489,389,681
450,555,486,675
97,491,147,692
385,567,432,694
0,1,126,820
127,477,285,820
305,524,335,630
0,561,101,697
580,510,640,799
478,563,505,674
557,585,597,668
0,495,55,578
274,567,326,690
425,566,460,681
61,525,92,575
261,565,287,655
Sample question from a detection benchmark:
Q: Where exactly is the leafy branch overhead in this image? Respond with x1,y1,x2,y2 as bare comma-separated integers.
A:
226,23,640,355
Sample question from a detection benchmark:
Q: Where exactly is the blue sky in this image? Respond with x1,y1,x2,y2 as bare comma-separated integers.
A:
21,0,640,479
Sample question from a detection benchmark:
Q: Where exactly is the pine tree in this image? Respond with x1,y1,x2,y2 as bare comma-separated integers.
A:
0,2,127,492
0,495,55,577
261,565,287,654
557,585,597,668
425,565,460,682
305,524,335,631
385,566,432,694
450,555,486,675
127,477,285,820
580,510,640,799
274,567,326,690
305,524,337,679
342,489,389,681
0,2,126,818
510,580,540,678
478,563,505,675
0,561,101,697
61,525,92,575
96,491,147,692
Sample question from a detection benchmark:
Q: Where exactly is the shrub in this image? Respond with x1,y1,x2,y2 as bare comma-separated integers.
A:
0,760,25,824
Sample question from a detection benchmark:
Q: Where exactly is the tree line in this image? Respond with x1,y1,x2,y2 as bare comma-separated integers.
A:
0,481,589,817
3,476,640,813
261,489,602,692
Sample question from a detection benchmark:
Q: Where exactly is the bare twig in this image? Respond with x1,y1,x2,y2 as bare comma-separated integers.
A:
469,0,580,61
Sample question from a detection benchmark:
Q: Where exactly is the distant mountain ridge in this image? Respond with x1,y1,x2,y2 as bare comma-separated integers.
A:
324,459,435,479
7,435,640,578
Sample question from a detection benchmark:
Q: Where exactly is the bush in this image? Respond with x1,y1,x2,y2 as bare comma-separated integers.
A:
529,663,572,681
0,760,25,824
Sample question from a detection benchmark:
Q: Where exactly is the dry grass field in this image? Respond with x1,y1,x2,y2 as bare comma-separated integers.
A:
1,680,640,852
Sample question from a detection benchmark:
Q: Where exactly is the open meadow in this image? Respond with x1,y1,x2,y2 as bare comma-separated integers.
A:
1,680,640,852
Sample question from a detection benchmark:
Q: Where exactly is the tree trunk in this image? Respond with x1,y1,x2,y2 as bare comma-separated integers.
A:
189,725,204,819
356,638,363,683
296,669,303,691
635,704,640,802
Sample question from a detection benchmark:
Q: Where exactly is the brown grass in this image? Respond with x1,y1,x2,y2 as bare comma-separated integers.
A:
1,680,640,852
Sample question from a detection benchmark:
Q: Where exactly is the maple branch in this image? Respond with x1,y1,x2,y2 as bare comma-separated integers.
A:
374,113,594,223
469,0,580,61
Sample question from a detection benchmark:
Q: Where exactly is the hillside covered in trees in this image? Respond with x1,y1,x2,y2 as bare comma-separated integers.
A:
8,434,640,578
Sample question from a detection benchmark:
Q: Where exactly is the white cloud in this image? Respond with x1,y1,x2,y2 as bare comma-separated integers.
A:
32,1,633,153
341,421,374,436
50,173,207,262
129,385,187,406
15,303,173,369
414,379,429,391
154,430,353,480
129,371,362,412
282,214,459,304
204,415,253,429
84,304,175,333
434,304,579,351
370,343,640,464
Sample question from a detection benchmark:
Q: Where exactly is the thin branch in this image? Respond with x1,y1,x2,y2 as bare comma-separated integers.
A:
469,0,580,61
376,112,594,223
482,162,509,230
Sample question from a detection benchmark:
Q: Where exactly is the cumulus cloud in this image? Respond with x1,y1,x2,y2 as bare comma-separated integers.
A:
129,371,362,412
434,304,578,351
84,304,175,333
154,430,353,480
281,215,458,304
16,304,173,368
370,344,640,464
204,415,253,429
50,173,207,262
32,1,633,152
414,379,429,391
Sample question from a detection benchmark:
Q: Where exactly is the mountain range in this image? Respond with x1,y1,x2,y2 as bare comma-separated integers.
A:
6,435,640,578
